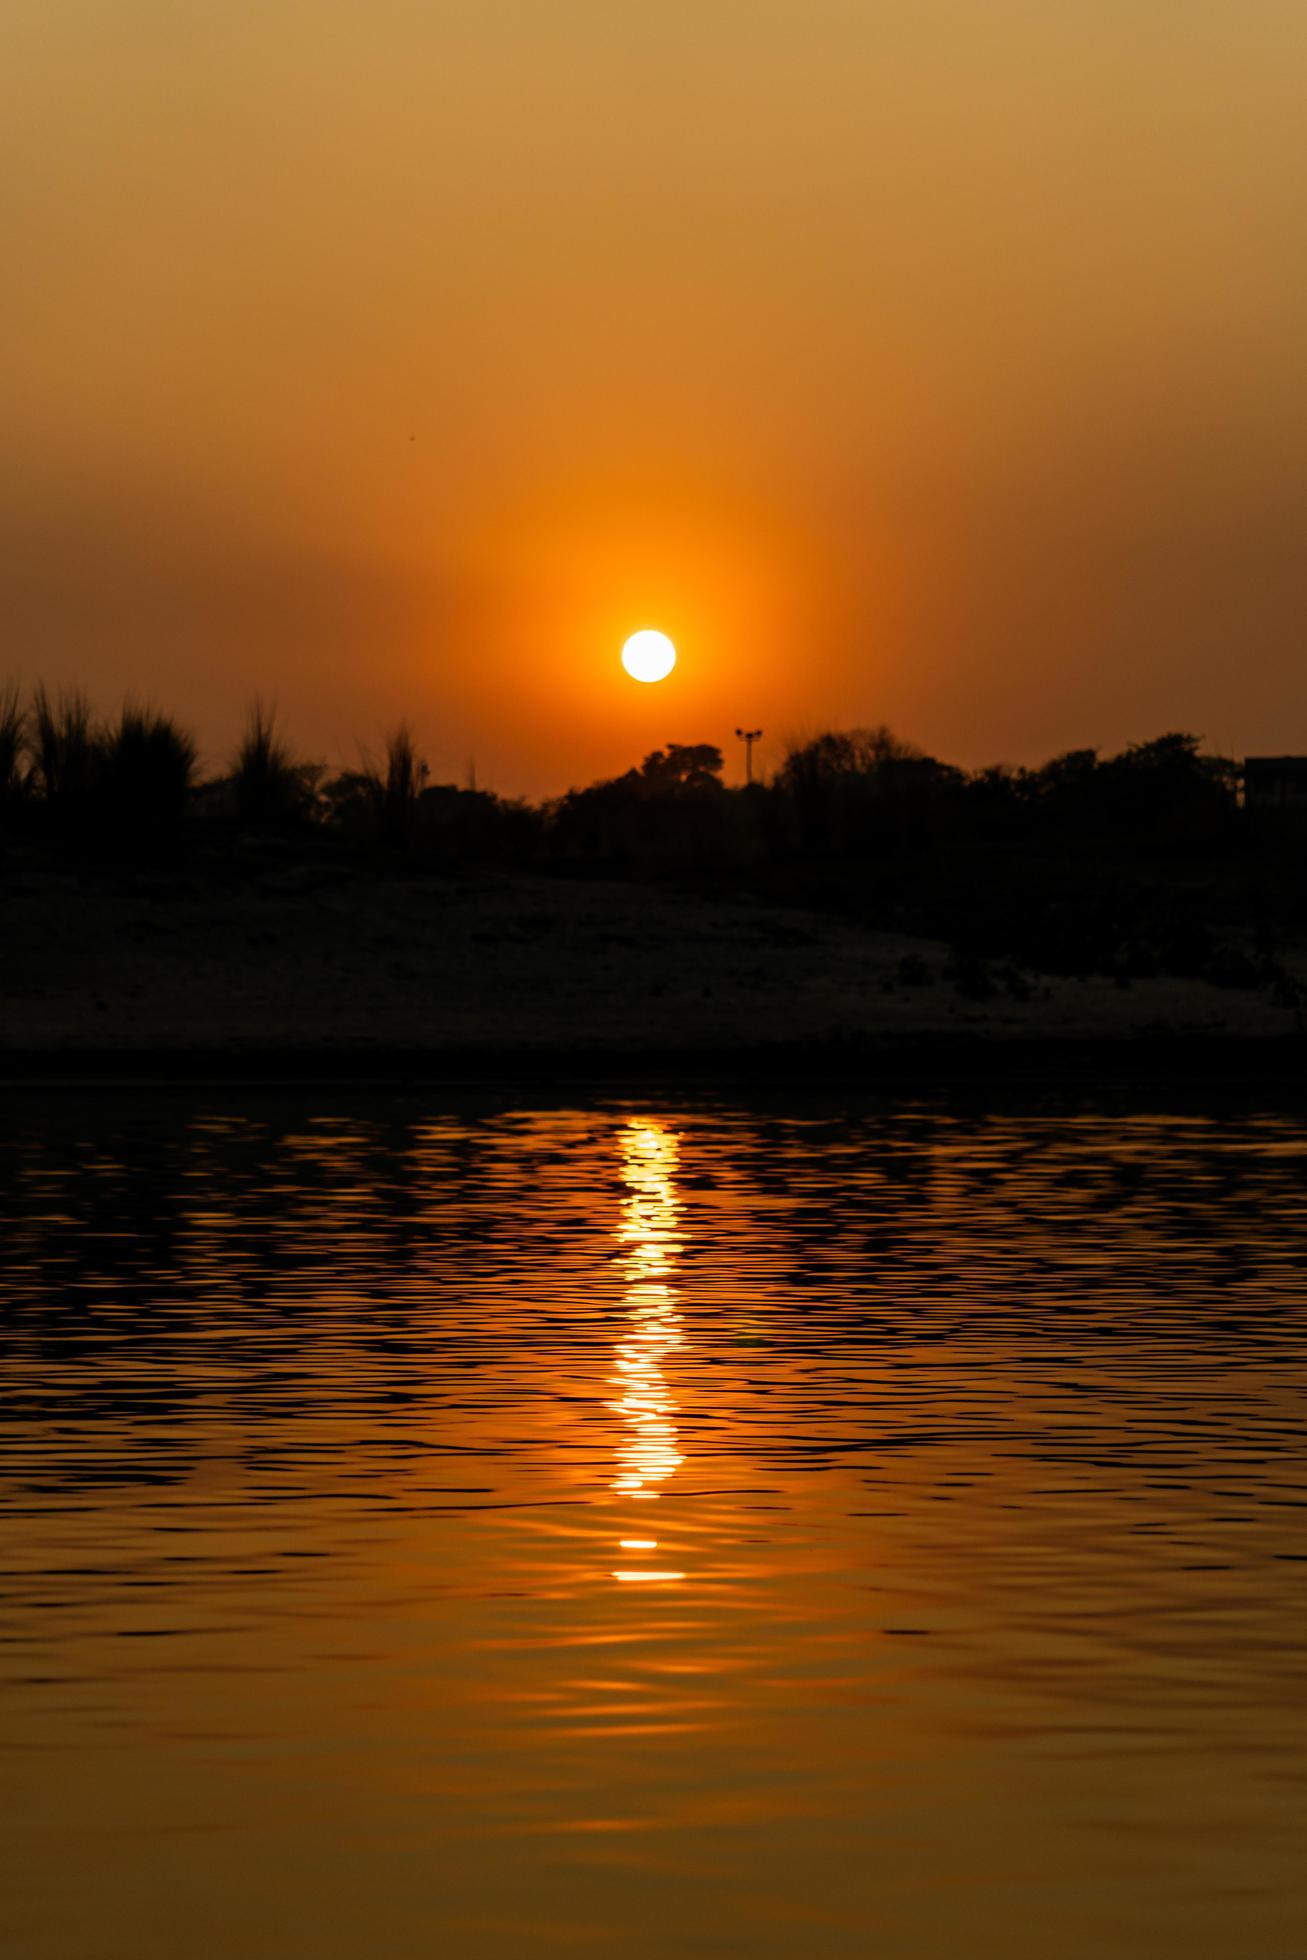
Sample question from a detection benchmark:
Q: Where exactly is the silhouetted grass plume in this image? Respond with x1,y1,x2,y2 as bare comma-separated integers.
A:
30,686,100,836
373,721,426,855
0,683,25,818
101,705,198,851
232,702,318,830
322,722,427,859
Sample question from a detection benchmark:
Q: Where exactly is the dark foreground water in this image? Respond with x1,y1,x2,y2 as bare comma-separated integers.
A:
1,1093,1305,1958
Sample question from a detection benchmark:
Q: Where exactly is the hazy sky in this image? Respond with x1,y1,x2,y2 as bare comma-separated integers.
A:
4,0,1305,793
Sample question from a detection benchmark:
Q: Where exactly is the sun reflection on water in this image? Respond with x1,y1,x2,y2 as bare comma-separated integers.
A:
610,1121,686,1582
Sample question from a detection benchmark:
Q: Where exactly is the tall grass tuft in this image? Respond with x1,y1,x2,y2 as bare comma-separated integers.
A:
232,701,316,830
383,722,424,806
30,685,100,827
330,722,430,858
0,683,26,816
102,703,198,846
374,721,427,854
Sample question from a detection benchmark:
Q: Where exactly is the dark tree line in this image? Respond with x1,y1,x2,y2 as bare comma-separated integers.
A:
0,691,1246,864
2,683,1302,991
550,727,1244,868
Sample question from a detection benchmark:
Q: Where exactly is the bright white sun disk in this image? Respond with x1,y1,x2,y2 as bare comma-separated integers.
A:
621,629,676,683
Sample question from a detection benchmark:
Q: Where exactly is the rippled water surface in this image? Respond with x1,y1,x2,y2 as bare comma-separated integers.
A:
2,1093,1306,1958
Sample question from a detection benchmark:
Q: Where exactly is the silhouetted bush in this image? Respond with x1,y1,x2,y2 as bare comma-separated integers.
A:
321,767,374,838
372,722,427,857
18,689,199,856
416,784,542,862
30,685,100,839
1094,734,1236,845
0,683,26,824
775,727,964,857
325,723,429,860
100,705,197,854
323,735,543,866
1016,747,1103,835
952,733,1237,849
232,703,319,831
949,951,996,1000
548,742,759,873
1203,945,1262,989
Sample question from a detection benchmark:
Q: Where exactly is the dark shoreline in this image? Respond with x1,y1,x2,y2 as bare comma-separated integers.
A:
3,1030,1305,1092
6,866,1304,1097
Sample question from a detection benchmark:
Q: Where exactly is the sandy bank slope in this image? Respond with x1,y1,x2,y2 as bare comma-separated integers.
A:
1,867,1302,1078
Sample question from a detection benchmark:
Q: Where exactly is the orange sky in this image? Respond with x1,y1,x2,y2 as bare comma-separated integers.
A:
4,1,1306,794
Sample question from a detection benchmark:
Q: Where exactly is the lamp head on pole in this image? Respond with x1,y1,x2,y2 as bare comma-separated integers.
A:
734,727,763,785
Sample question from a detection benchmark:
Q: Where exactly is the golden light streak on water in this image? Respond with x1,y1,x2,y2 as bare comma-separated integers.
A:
610,1122,685,1571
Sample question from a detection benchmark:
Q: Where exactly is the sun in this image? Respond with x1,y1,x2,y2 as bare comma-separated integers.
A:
621,629,676,684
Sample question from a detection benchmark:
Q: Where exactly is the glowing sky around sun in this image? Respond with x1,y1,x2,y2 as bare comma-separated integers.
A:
4,1,1306,791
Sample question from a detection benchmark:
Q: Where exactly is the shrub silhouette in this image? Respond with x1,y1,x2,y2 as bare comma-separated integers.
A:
232,702,318,831
549,742,737,871
321,767,374,837
21,690,198,855
30,685,100,838
0,683,26,824
372,722,427,856
951,734,1236,848
101,705,198,853
324,724,429,859
637,743,725,792
776,726,963,855
1097,733,1235,845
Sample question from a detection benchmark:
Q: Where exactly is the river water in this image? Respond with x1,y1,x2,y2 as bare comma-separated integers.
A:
2,1093,1305,1957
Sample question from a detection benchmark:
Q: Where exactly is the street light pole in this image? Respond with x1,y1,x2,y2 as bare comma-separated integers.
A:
735,727,763,787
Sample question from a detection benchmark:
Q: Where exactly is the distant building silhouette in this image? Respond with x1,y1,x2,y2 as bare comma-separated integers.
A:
1243,756,1307,811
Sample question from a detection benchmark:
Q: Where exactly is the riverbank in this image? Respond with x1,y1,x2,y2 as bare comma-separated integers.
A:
2,863,1302,1082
